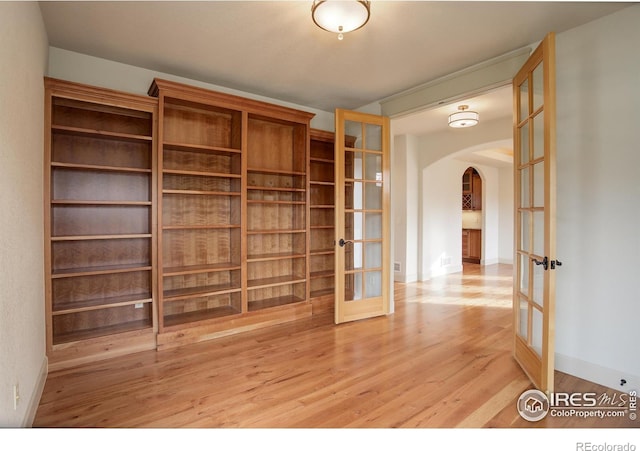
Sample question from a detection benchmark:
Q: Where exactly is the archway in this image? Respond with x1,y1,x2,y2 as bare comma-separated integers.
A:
419,139,512,280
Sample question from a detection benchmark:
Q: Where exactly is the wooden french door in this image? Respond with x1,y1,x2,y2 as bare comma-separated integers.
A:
513,33,559,393
334,109,390,324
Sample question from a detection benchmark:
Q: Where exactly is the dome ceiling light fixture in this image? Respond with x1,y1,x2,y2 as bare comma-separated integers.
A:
311,0,371,41
448,105,479,128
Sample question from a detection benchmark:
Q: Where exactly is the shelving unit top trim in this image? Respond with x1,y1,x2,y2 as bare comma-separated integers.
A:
45,77,158,113
309,128,336,143
310,128,357,146
148,78,315,124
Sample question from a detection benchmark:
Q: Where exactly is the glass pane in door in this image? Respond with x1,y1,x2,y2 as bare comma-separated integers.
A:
520,210,530,253
531,307,543,356
533,211,544,257
350,182,363,209
365,271,382,298
520,122,530,163
365,124,382,151
532,262,545,308
365,182,382,210
345,272,362,301
345,121,362,149
533,111,545,160
518,297,529,340
365,213,382,239
519,253,529,295
533,162,544,207
532,62,544,112
365,153,382,181
345,152,363,179
344,212,362,241
344,242,363,271
520,166,530,208
519,79,529,122
364,242,382,269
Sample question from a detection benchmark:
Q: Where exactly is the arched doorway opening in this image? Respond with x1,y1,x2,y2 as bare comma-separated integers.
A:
461,166,482,264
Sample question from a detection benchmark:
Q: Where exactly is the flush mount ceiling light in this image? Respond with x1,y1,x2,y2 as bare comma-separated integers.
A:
312,0,371,40
448,105,479,128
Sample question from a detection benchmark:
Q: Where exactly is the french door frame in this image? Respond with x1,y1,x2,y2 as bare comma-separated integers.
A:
334,109,391,324
513,32,558,394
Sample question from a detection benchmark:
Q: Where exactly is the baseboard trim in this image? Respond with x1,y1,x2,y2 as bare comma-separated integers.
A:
23,355,47,427
394,273,418,283
421,264,463,281
555,352,639,393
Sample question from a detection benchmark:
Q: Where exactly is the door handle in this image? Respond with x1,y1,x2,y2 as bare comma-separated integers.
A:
338,238,353,247
533,256,549,270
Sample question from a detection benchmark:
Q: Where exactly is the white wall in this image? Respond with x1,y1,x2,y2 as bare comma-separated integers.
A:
498,166,514,264
554,5,640,390
392,135,419,282
421,158,464,279
0,2,49,427
48,47,336,132
476,164,500,266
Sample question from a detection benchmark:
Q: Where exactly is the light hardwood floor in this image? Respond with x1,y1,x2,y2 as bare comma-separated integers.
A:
34,264,637,428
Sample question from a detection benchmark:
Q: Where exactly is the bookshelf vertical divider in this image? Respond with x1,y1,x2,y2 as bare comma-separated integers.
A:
240,111,249,315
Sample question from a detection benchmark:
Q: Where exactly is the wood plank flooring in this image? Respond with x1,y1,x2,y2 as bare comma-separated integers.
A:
33,264,637,428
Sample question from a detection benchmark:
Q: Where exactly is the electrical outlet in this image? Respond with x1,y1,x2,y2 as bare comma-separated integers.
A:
13,383,19,410
394,262,401,272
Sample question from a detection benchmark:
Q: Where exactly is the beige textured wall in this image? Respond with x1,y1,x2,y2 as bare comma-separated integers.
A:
0,2,49,427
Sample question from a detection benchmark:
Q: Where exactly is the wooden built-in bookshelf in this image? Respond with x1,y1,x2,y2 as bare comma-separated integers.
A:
43,77,343,366
149,79,314,349
44,78,158,370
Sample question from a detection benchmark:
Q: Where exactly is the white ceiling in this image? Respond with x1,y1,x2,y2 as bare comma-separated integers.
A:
39,1,630,113
38,1,632,167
